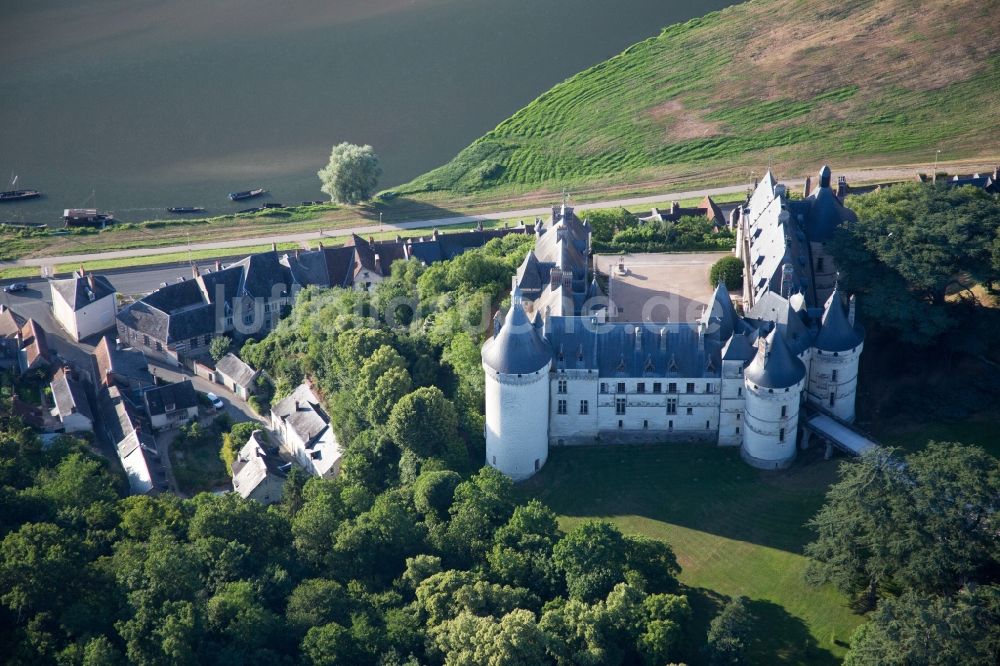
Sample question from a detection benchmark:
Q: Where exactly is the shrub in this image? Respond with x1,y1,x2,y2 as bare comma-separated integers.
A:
709,256,743,290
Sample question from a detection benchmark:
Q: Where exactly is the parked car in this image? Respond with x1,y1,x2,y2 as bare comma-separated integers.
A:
206,392,225,410
3,282,27,293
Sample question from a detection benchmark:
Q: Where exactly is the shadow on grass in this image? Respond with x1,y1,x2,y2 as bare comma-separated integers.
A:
360,197,480,225
682,588,840,666
517,442,840,553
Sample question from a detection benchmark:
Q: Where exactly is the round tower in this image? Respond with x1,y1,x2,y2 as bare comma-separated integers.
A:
809,286,864,422
482,289,552,481
742,328,806,469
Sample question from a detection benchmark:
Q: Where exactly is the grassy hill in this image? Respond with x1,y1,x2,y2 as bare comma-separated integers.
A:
398,0,1000,199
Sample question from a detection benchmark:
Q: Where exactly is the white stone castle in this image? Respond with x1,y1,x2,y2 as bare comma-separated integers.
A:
482,166,865,480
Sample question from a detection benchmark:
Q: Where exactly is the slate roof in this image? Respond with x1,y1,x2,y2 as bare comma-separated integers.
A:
815,287,864,352
793,165,858,243
482,292,553,375
231,251,293,299
745,328,805,389
50,367,94,422
51,272,115,310
544,316,721,378
216,353,257,388
272,383,330,445
143,380,198,416
232,430,285,499
103,385,161,495
746,291,813,355
721,332,757,362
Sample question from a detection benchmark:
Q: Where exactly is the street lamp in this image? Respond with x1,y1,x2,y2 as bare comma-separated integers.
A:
933,149,941,182
379,211,383,234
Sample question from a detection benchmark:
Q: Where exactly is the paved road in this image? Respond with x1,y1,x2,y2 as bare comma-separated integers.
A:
6,183,755,268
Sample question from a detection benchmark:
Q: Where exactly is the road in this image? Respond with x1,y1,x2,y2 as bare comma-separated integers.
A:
5,183,758,269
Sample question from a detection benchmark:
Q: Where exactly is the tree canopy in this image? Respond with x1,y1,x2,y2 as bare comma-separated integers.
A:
317,142,382,204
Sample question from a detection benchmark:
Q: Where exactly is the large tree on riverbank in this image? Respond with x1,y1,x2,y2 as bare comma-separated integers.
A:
318,142,382,204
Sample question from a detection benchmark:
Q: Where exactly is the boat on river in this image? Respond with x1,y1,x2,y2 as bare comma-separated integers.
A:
0,189,41,202
64,208,114,227
167,206,206,214
228,188,265,201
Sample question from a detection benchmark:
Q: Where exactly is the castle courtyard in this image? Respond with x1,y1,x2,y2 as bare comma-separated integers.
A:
594,251,730,323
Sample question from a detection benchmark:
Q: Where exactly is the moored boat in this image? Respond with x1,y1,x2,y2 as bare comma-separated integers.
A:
64,208,114,227
0,189,41,202
167,206,206,214
228,188,265,201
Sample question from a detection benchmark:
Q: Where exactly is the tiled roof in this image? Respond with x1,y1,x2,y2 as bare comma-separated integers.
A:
50,273,115,310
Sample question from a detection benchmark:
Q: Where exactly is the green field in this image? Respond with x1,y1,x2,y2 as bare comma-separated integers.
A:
400,0,1000,199
517,415,1000,664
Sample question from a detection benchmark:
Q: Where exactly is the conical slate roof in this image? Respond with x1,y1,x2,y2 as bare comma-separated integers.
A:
703,281,738,341
721,332,756,362
814,287,864,352
805,165,858,242
482,291,552,375
745,328,805,389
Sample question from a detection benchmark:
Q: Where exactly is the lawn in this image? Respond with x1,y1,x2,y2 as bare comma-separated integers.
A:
167,416,231,496
518,444,858,664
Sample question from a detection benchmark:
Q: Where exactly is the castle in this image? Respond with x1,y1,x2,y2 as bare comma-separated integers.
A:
481,166,865,480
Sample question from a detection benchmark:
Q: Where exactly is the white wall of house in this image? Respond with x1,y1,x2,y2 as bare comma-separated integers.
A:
52,290,116,342
56,409,92,433
149,405,198,431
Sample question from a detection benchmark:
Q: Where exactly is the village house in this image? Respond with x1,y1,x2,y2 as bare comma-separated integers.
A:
102,384,165,495
17,319,51,374
270,383,341,478
215,353,259,400
142,380,199,431
49,366,94,433
231,430,287,504
50,269,117,341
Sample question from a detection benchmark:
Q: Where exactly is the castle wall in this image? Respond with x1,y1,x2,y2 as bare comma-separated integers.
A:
485,362,551,480
741,377,803,469
548,369,599,444
585,377,721,440
807,343,863,423
718,360,747,446
809,241,840,305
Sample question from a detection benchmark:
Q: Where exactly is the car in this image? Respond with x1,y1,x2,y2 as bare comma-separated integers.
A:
3,282,27,293
206,392,225,410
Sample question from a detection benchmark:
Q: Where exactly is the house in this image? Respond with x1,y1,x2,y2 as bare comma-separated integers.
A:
49,366,94,433
142,380,199,431
116,226,534,365
93,336,153,394
215,353,258,399
50,270,117,341
232,430,286,504
0,305,25,369
102,385,164,494
18,319,51,373
270,383,341,478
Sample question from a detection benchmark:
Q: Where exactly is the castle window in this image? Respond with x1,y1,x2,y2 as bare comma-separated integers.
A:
203,335,211,346
579,400,589,415
686,407,693,416
668,420,673,430
535,459,540,471
779,428,786,442
666,398,677,414
736,413,741,421
653,382,662,394
829,392,836,407
615,398,626,415
705,383,712,393
738,387,743,397
736,426,741,434
816,257,824,271
668,382,677,393
831,369,838,382
618,419,623,429
643,420,649,429
557,400,567,415
155,342,163,352
617,382,626,394
706,420,710,429
781,405,787,418
557,379,567,394
686,382,695,394
600,382,608,394
143,335,150,346
637,382,645,394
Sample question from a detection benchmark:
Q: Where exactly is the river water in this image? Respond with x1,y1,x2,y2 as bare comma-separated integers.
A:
1,0,733,224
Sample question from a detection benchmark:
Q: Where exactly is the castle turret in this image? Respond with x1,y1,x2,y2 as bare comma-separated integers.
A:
741,328,805,469
482,288,553,480
808,285,864,422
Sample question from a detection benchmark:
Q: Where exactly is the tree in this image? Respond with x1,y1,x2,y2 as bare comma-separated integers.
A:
355,346,412,426
387,387,463,462
553,521,629,602
220,421,263,473
441,467,515,567
413,470,462,522
285,578,350,637
317,142,382,204
209,336,232,362
302,622,361,665
709,256,743,291
706,596,752,665
805,443,999,608
845,587,1000,666
488,499,563,598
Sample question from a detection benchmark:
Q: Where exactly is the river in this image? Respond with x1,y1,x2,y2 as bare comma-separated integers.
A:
1,0,734,224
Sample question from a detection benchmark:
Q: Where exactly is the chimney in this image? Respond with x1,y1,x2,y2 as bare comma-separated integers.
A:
803,176,811,199
294,248,300,259
369,236,374,245
271,242,277,252
192,263,200,278
403,244,410,260
659,326,668,352
634,325,641,352
780,263,794,299
477,220,484,231
317,241,324,250
215,260,222,272
837,175,848,200
374,253,382,274
79,263,86,277
492,311,502,336
294,400,300,411
670,201,680,216
698,321,705,352
432,229,440,240
848,294,857,326
396,235,403,242
87,274,96,291
550,268,562,290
